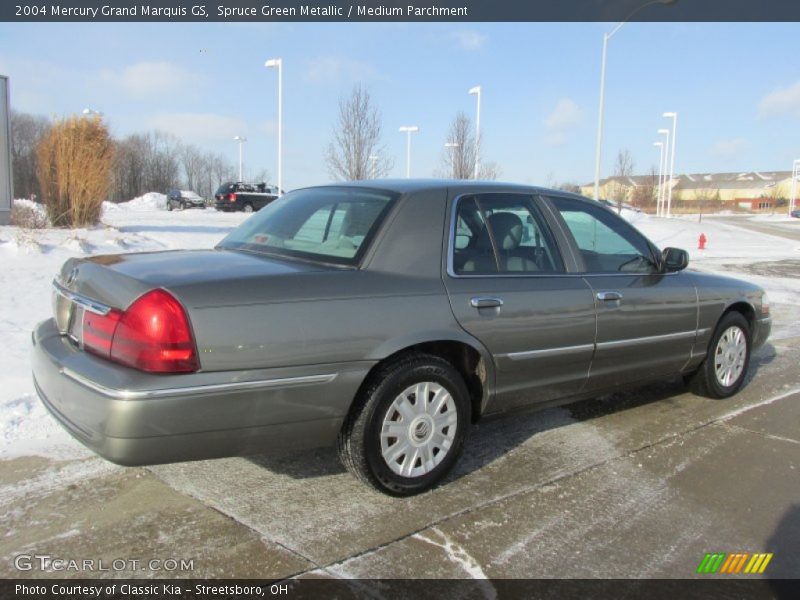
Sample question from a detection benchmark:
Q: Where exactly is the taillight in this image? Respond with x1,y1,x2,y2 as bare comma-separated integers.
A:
228,193,236,202
82,289,198,373
83,309,122,358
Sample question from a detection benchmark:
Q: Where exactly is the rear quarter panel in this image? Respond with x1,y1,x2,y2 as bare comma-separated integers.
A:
174,188,491,373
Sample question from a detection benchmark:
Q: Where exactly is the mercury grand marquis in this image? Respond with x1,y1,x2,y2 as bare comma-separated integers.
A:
32,181,771,495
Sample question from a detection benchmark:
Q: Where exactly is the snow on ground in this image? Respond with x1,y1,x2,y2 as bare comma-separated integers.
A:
0,196,798,461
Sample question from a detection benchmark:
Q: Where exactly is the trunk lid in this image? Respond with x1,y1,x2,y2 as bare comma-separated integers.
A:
54,249,330,311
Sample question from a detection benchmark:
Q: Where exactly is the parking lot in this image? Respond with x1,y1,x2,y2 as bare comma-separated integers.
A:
1,212,798,581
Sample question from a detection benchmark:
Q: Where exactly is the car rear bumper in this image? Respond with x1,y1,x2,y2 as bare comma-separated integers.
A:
31,318,372,466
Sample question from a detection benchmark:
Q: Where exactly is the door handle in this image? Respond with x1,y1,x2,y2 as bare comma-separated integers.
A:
596,291,623,302
470,297,504,309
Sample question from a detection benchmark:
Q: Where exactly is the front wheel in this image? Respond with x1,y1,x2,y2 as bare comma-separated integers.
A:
338,353,471,496
688,312,751,399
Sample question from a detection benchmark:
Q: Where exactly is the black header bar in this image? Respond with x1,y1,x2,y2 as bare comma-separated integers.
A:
3,0,800,23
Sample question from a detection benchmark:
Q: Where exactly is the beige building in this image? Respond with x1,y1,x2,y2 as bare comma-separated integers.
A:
580,171,794,211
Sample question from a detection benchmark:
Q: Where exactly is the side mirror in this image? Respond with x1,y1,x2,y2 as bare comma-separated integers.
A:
662,247,689,272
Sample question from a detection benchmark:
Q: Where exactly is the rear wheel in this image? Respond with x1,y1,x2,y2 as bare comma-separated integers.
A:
338,353,471,496
688,312,751,399
242,203,254,213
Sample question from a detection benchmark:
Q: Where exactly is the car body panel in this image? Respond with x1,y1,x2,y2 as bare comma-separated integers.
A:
32,180,770,468
580,272,698,390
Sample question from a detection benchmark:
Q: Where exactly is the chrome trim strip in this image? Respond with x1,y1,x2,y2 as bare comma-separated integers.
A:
596,330,697,349
53,280,112,316
503,343,595,361
61,369,338,400
696,327,711,336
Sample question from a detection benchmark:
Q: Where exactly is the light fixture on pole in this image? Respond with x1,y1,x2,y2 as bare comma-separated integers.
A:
369,154,379,179
468,86,481,179
399,126,419,178
592,0,679,201
790,158,800,215
264,58,283,194
657,128,671,217
233,136,247,181
663,111,677,218
653,141,664,216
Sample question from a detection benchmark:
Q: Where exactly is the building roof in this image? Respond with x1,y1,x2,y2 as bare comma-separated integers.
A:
583,171,792,190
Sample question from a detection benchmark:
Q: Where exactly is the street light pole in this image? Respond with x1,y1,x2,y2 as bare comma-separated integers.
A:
399,126,419,178
654,141,664,216
592,0,678,201
468,86,481,179
657,128,670,217
445,142,459,179
233,136,247,181
663,111,677,218
264,58,283,194
369,154,379,179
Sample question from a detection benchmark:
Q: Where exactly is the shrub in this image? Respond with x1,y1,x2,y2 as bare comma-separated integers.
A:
10,201,48,229
36,115,114,227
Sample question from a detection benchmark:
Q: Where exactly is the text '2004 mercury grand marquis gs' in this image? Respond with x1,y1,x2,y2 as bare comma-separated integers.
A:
32,181,771,495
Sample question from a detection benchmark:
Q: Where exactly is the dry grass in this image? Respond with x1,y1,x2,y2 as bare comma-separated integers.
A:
10,203,48,229
36,115,114,228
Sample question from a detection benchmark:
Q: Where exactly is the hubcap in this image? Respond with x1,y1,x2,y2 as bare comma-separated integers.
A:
714,326,747,387
380,381,457,478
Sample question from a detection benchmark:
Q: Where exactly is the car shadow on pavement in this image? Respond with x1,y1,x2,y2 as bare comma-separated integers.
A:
766,505,800,592
244,343,778,483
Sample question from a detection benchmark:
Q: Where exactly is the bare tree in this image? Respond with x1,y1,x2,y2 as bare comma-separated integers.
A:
611,148,635,213
180,144,204,193
325,85,393,181
439,112,499,180
630,167,658,211
441,112,475,179
10,110,51,199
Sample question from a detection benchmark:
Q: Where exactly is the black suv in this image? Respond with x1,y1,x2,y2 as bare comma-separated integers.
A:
167,190,207,211
214,182,280,213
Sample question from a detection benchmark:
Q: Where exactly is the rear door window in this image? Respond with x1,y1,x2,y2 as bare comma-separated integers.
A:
452,194,563,275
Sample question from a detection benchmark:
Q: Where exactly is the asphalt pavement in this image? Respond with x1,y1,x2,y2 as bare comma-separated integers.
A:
2,262,798,582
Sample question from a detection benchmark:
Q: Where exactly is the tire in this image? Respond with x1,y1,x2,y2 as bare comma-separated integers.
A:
242,203,254,213
688,312,751,399
338,353,471,496
167,201,173,211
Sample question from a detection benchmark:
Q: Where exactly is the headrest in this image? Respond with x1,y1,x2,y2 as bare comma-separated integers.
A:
487,212,523,251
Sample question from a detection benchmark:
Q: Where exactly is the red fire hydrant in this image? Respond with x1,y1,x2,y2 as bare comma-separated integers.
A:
698,233,707,250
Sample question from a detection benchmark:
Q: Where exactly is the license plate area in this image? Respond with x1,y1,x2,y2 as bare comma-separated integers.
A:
53,288,73,334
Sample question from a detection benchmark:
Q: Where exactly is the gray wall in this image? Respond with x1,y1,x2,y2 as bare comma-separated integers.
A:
0,76,10,225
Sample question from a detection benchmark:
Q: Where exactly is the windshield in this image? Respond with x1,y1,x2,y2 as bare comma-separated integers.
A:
215,183,234,195
217,187,397,266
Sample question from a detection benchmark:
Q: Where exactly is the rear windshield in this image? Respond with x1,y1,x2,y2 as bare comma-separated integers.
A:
215,183,234,195
217,187,397,266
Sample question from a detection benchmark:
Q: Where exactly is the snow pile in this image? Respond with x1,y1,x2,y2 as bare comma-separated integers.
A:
0,394,93,461
104,192,168,212
620,207,647,224
13,198,48,219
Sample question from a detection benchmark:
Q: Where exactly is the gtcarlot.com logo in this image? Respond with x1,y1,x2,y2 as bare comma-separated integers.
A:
697,552,773,574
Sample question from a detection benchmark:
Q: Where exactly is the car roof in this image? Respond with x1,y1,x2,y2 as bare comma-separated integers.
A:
296,179,585,199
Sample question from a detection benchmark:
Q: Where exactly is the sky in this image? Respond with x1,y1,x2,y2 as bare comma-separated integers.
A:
1,21,798,191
